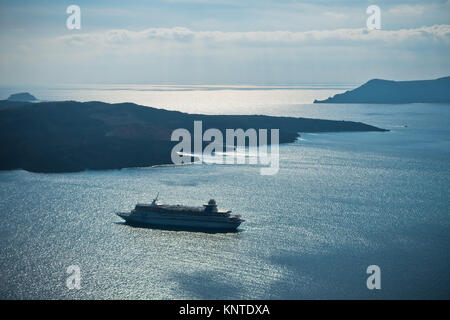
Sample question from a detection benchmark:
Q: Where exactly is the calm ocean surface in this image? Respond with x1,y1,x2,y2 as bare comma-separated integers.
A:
0,85,449,299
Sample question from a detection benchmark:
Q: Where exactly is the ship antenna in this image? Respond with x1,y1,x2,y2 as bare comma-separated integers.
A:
154,192,159,203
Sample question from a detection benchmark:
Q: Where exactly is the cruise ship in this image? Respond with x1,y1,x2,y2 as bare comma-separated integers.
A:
116,196,244,232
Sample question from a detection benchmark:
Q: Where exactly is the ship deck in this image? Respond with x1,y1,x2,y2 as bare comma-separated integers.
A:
135,203,231,214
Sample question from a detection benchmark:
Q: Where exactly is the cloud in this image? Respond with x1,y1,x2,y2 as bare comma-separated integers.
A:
56,25,450,48
1,1,449,85
388,5,427,16
323,11,348,20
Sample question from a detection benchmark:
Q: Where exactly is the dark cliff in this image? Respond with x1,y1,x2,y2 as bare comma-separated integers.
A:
314,76,450,104
0,100,387,173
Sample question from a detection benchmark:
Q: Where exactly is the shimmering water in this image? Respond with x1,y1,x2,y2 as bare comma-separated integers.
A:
0,86,449,299
0,84,349,114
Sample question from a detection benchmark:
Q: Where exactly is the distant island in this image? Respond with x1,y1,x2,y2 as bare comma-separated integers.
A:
0,100,387,173
314,76,450,104
7,92,37,102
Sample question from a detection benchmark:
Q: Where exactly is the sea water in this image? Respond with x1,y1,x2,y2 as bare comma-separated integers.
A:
0,86,449,299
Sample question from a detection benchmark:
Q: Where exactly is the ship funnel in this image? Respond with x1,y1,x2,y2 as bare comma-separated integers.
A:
204,199,218,212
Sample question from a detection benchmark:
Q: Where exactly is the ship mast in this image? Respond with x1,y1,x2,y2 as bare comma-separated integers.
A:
151,192,159,206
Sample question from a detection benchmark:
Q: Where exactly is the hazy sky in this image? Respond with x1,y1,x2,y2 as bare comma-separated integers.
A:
0,0,449,85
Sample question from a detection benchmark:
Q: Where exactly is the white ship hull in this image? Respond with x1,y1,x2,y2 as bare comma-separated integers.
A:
116,211,243,231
